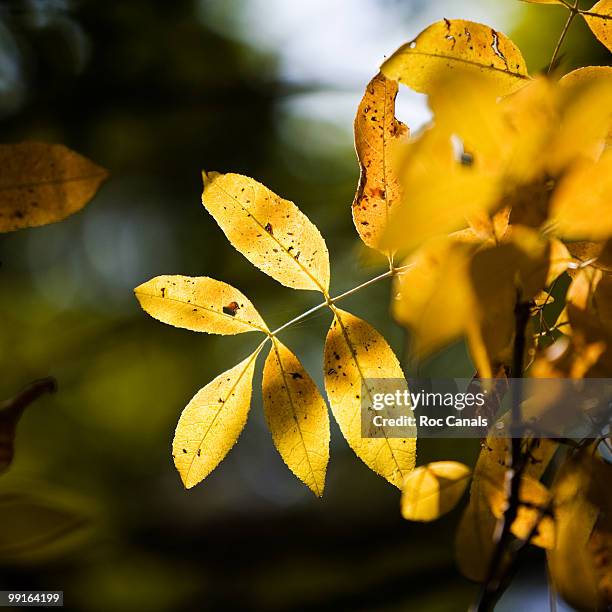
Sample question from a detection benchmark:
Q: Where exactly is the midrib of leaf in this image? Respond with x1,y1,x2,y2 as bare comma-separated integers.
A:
134,290,268,334
330,307,406,482
395,50,530,80
271,339,321,496
382,77,391,228
581,10,612,18
213,181,327,294
0,172,108,193
184,345,262,483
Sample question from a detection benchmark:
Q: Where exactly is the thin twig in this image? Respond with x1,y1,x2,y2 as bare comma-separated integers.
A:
473,298,531,611
269,265,409,337
547,0,579,75
0,378,57,417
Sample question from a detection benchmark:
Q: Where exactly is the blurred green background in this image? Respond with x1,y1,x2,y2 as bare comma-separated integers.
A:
0,1,608,610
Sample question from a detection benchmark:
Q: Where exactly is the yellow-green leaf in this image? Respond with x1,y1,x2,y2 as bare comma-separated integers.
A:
173,347,261,489
262,339,330,497
324,308,416,488
381,19,529,96
202,172,330,292
549,152,612,240
0,142,108,233
401,461,471,521
353,72,409,253
0,487,94,563
134,275,268,335
583,0,612,51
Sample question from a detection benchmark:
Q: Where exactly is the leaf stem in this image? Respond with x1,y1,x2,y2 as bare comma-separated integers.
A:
268,265,409,337
547,0,579,75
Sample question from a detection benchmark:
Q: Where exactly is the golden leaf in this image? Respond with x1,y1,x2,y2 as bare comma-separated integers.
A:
456,437,557,581
381,19,529,96
401,461,471,521
549,152,612,240
393,237,477,359
547,450,612,611
0,142,107,233
202,172,330,292
583,0,612,51
262,339,330,497
324,308,416,488
352,72,409,253
173,347,261,489
134,275,268,335
484,474,555,549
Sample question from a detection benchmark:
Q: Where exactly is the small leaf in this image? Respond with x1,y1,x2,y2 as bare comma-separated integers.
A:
484,474,555,549
401,461,471,521
0,142,108,233
353,72,409,253
134,275,268,335
381,19,529,96
202,172,330,292
262,339,330,496
324,308,416,488
549,152,612,240
173,347,261,489
583,0,612,51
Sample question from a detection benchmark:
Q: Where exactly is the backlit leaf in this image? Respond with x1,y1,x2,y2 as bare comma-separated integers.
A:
262,339,330,497
549,152,612,240
173,347,261,489
456,437,556,581
324,308,416,488
381,19,529,96
202,172,330,292
547,449,611,611
353,72,409,253
134,275,268,335
401,461,471,521
484,474,555,549
0,142,108,233
583,0,612,51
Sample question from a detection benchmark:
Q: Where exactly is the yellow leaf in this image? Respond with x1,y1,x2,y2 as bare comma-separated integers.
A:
456,437,557,581
392,237,477,359
262,339,330,497
0,142,107,233
202,172,330,292
484,474,555,549
353,73,409,253
549,152,612,240
547,450,611,611
324,308,416,488
173,347,261,489
381,19,529,96
381,128,500,254
134,275,268,335
583,0,612,51
401,461,471,521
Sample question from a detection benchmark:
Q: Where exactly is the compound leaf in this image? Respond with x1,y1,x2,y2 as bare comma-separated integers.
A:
324,308,416,488
173,347,261,489
381,19,529,96
262,339,330,497
202,172,330,293
401,461,471,521
134,275,268,335
353,72,409,253
0,142,108,233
